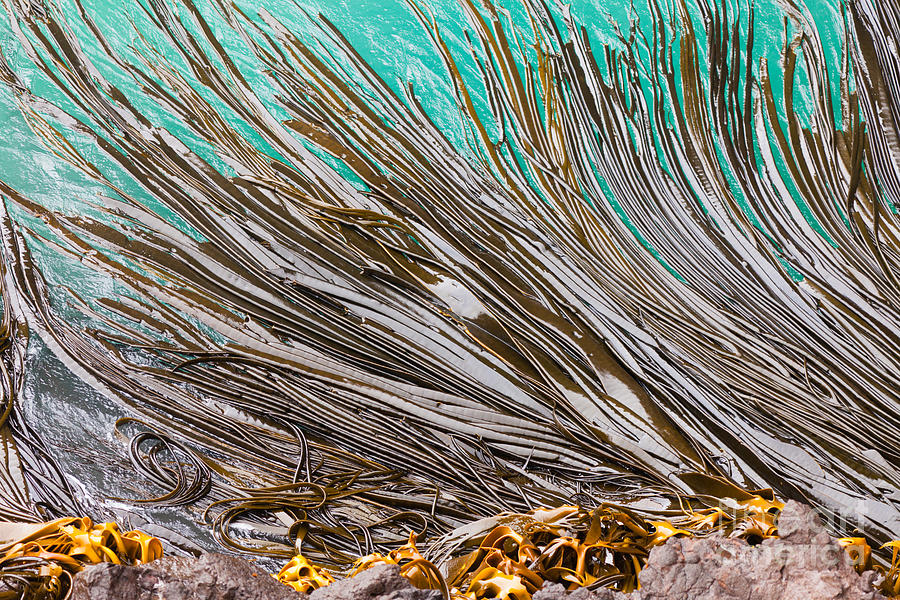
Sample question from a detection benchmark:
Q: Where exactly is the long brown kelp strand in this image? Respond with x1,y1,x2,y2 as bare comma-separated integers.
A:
0,0,898,573
0,213,83,525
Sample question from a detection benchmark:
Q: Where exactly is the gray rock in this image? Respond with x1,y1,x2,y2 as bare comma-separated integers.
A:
308,564,440,600
534,582,622,600
69,553,302,600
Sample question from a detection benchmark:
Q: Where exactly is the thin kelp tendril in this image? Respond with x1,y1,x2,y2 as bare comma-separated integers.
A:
114,419,213,507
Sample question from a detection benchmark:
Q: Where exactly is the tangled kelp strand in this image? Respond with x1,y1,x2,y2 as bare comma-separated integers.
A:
0,0,897,580
282,496,900,599
116,419,213,507
279,493,784,598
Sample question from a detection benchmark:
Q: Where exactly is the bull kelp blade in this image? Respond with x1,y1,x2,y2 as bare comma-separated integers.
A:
0,211,84,524
0,251,33,523
850,0,900,212
0,0,897,565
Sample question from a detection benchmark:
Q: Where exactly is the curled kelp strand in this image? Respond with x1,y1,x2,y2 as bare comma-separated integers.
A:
113,419,213,507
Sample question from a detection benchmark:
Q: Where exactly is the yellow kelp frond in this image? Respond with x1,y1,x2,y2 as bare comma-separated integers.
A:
647,521,692,547
465,568,530,600
679,495,783,540
276,553,335,593
350,533,449,598
0,517,162,599
0,517,162,566
441,497,784,597
350,532,423,575
838,537,873,572
443,506,650,595
878,540,900,597
841,538,900,598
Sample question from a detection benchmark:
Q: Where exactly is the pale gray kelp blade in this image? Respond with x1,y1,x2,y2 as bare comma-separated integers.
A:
0,0,898,564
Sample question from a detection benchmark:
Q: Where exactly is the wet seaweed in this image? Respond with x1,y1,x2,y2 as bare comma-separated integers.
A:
0,0,896,583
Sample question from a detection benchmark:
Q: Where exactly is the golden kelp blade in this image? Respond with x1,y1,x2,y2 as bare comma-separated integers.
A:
276,554,335,593
0,518,162,565
839,537,873,572
880,540,900,597
837,537,900,597
0,518,161,598
465,569,530,600
351,533,450,599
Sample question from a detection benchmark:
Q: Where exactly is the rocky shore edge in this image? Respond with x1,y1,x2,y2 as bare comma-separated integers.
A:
70,501,888,600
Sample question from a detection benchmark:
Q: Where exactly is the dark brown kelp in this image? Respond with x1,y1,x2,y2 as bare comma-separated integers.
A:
0,0,897,581
0,213,83,526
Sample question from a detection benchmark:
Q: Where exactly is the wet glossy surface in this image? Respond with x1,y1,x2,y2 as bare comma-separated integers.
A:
0,0,897,566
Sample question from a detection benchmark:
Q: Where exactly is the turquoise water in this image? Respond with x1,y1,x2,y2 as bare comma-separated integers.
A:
0,0,855,331
0,0,847,260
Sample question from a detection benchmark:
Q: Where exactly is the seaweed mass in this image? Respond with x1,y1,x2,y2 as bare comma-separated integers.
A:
0,0,897,596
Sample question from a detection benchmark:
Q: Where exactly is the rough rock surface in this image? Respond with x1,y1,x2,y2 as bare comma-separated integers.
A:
534,500,887,600
534,584,621,600
308,564,440,600
70,552,300,600
70,555,440,600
